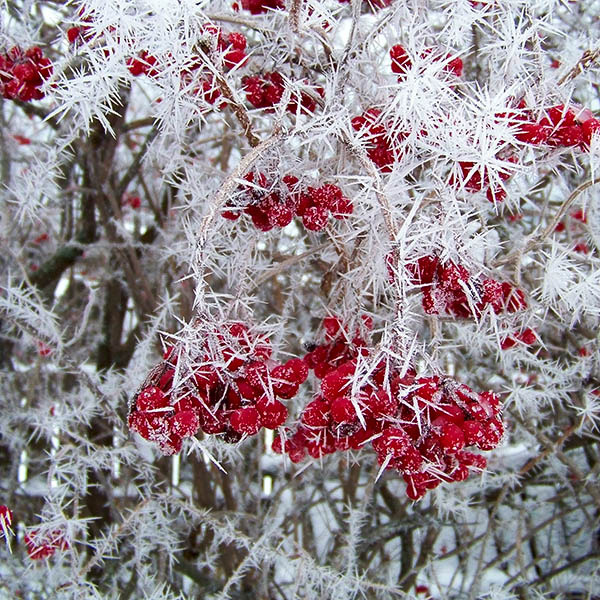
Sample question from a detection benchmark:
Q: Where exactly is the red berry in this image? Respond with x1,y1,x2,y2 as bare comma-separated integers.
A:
230,406,262,435
330,396,356,424
390,44,412,77
302,206,329,231
256,397,288,429
477,418,504,450
437,422,465,453
463,420,484,446
301,399,330,427
367,389,397,417
136,386,169,411
170,410,200,438
286,357,309,384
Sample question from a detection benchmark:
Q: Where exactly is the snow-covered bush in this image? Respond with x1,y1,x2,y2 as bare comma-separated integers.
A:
1,0,599,598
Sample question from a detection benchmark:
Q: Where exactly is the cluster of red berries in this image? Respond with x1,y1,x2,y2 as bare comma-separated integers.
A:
235,0,393,13
1,505,13,545
500,327,536,350
126,26,247,108
234,0,285,14
453,156,518,203
273,317,501,500
504,102,600,151
351,108,408,172
1,505,69,560
126,50,159,77
390,44,463,81
128,321,307,454
25,530,69,560
554,209,595,256
222,172,353,232
403,255,527,318
243,72,324,114
0,46,52,102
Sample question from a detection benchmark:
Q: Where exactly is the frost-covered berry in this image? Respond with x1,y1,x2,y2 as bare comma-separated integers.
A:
230,406,262,435
330,396,356,424
256,396,288,429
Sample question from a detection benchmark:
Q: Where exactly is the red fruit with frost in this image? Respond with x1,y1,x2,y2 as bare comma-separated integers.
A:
477,417,504,450
136,386,170,411
390,44,412,77
437,422,465,453
170,410,200,438
408,255,440,286
438,261,470,291
199,409,227,434
271,364,299,398
236,377,262,400
302,206,329,231
256,396,288,429
25,530,69,560
286,357,309,384
330,396,356,424
367,389,397,417
230,406,262,435
458,450,487,470
502,283,527,312
462,420,484,446
548,124,584,147
302,399,331,427
581,118,600,148
515,122,550,144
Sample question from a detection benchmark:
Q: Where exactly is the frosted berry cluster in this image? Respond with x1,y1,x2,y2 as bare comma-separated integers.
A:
127,50,159,77
236,0,393,13
0,46,53,102
222,172,353,232
235,0,285,14
405,255,527,318
24,530,69,560
0,505,13,545
273,317,501,500
128,321,307,454
505,102,600,150
351,108,408,172
1,506,69,560
390,44,463,80
452,155,518,203
501,327,536,350
127,26,247,107
243,72,323,114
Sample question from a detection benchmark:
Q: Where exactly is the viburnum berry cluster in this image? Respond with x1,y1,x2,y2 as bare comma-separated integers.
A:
0,46,52,102
508,102,600,150
126,49,159,78
126,25,247,106
272,317,500,500
236,0,392,15
500,327,537,350
128,321,308,454
351,108,408,172
235,0,285,14
390,44,464,81
24,530,69,560
402,255,527,319
243,72,324,114
222,172,353,232
0,506,68,560
0,505,13,549
453,156,518,203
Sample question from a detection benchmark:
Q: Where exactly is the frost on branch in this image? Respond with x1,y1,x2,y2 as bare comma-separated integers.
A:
1,0,600,598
